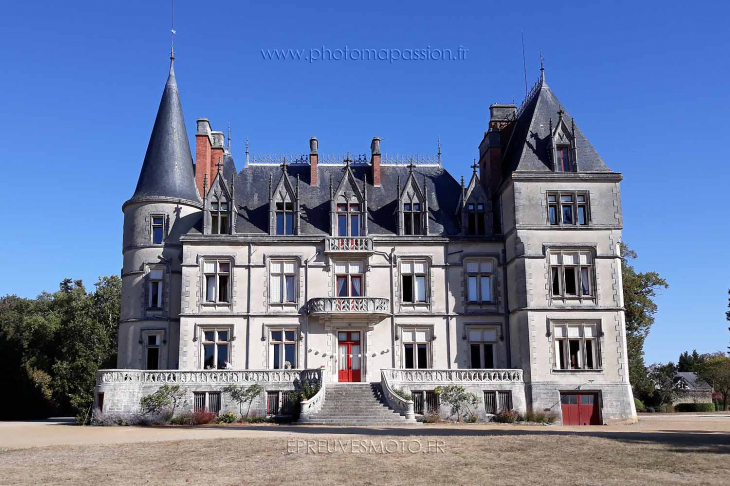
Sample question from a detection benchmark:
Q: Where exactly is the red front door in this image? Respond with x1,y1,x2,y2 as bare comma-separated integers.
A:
338,331,361,382
560,392,600,425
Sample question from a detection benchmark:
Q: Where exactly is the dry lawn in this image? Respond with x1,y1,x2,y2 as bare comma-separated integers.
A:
1,418,729,485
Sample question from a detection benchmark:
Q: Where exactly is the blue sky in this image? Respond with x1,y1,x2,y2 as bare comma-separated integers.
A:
1,1,728,364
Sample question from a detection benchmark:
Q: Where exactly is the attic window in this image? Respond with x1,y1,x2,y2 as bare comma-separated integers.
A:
555,146,574,172
276,202,294,235
403,202,422,235
337,203,361,237
211,200,229,234
467,203,486,235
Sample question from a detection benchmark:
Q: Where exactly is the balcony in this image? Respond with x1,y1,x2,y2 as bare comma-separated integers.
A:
308,297,390,317
382,368,524,384
325,236,373,253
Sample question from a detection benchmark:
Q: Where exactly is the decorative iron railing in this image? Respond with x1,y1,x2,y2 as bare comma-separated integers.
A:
381,368,524,384
308,297,390,315
248,154,309,165
380,154,440,166
325,237,373,252
96,368,322,386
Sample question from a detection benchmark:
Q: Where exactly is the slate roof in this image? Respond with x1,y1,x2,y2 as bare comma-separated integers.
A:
500,76,612,176
127,61,201,206
230,163,462,236
675,372,713,391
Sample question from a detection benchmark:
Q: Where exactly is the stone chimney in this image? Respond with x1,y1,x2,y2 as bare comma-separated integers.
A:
195,118,212,197
309,137,318,186
370,137,381,187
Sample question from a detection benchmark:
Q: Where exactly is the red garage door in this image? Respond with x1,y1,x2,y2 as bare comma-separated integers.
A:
560,393,600,425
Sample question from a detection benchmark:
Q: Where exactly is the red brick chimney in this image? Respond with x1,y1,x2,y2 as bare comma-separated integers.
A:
195,119,212,197
371,137,381,187
478,104,516,193
309,137,318,186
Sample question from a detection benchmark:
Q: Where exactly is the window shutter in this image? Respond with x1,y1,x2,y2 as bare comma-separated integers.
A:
334,262,348,274
584,325,595,338
483,329,497,342
549,254,559,265
203,261,216,273
468,330,482,342
283,261,295,274
579,252,591,265
479,261,493,273
270,275,281,303
400,261,412,273
413,261,426,274
270,261,282,274
466,262,479,273
563,253,576,265
568,326,581,338
415,330,428,342
401,330,414,342
349,262,362,274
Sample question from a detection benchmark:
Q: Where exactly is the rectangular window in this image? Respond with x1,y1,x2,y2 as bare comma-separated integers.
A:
401,329,430,369
400,260,428,303
270,260,297,304
466,202,486,235
211,201,229,235
403,202,422,235
276,202,294,235
147,269,164,309
334,261,364,297
468,328,497,368
553,323,600,370
556,146,572,172
270,329,297,369
203,260,231,304
548,250,594,301
484,391,512,414
546,191,590,226
193,391,221,414
201,328,231,369
466,260,493,304
336,202,361,237
152,216,164,244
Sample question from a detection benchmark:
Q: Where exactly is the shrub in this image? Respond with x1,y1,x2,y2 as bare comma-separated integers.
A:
299,381,320,401
674,403,714,413
634,398,646,412
217,412,238,424
521,409,553,423
419,412,441,424
170,413,196,426
433,385,478,422
645,406,655,413
140,385,185,417
91,410,142,426
138,411,173,426
393,388,412,401
193,409,217,425
494,410,519,423
223,384,263,420
659,404,675,413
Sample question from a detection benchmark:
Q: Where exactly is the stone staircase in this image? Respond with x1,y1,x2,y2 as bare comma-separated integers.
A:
299,383,418,426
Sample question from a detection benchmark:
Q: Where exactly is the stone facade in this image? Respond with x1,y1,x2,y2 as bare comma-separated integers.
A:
98,60,637,425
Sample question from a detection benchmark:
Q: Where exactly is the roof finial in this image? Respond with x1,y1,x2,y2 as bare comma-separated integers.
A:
169,0,176,69
471,158,478,174
539,52,545,83
216,156,224,174
281,156,288,173
227,123,232,151
460,175,465,188
437,138,442,165
408,157,415,173
245,137,250,165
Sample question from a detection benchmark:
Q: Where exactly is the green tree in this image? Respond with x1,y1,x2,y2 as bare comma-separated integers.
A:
648,362,679,407
0,276,121,420
223,384,263,419
678,349,704,372
140,384,185,416
621,244,668,398
433,384,478,422
696,357,730,411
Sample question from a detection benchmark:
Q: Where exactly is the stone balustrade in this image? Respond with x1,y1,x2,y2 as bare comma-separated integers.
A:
382,368,524,384
308,297,390,316
97,368,321,386
299,368,328,421
379,370,416,421
325,237,374,253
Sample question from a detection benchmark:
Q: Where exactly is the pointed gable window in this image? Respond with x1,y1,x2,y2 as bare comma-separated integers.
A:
550,108,577,173
269,162,300,236
211,198,229,234
330,157,367,237
467,202,486,235
398,161,428,236
458,163,490,236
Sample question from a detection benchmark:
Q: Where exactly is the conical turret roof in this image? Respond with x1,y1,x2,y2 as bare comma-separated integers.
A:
126,61,201,207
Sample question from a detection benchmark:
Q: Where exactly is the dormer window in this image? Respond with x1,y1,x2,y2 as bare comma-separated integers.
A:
467,203,486,235
403,201,422,235
211,199,229,234
555,146,572,172
337,203,361,237
276,202,294,235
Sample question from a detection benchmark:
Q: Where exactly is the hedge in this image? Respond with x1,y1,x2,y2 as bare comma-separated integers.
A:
634,398,646,412
674,403,714,413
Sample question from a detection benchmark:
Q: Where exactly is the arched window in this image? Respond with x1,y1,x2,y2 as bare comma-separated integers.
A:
211,198,229,234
